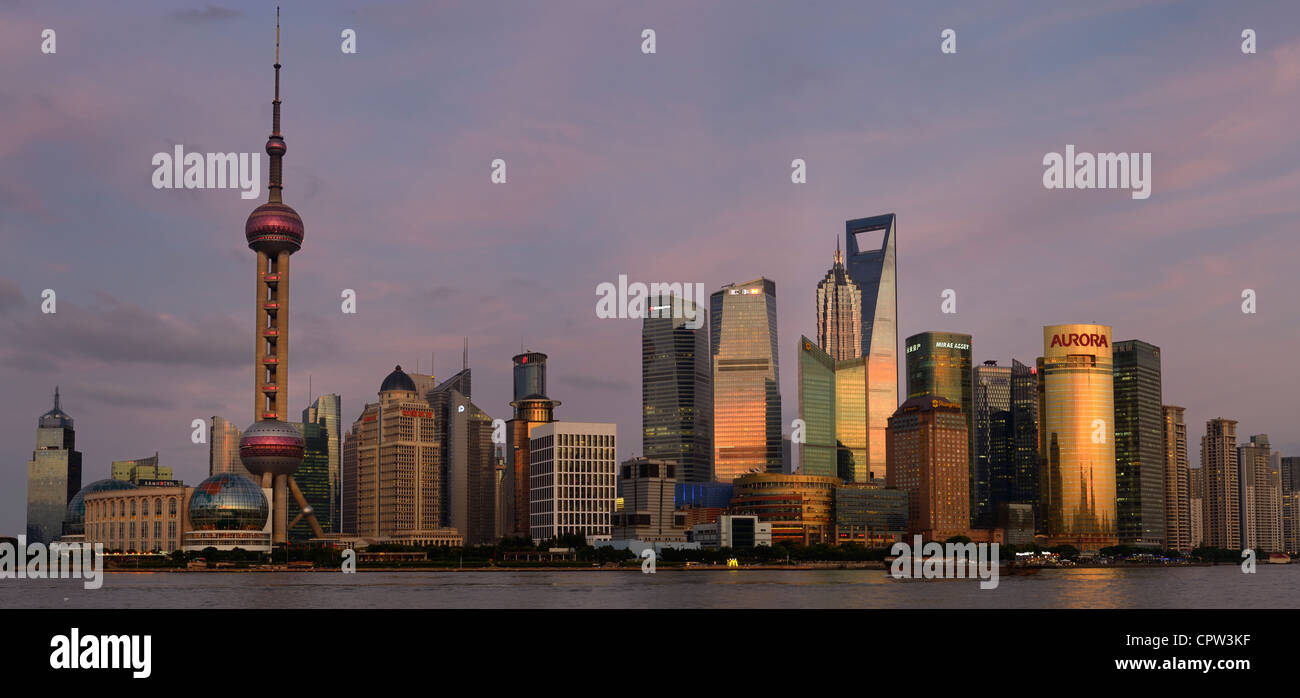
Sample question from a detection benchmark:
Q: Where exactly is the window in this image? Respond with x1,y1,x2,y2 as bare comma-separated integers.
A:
169,498,177,516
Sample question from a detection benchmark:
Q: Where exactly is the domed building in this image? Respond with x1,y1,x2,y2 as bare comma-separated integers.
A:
63,479,138,539
182,473,272,552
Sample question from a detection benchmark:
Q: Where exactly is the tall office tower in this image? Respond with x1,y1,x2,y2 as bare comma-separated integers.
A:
209,416,249,478
844,214,897,482
236,12,323,543
816,243,862,361
344,366,447,538
528,422,617,542
1238,435,1283,552
885,395,969,541
797,337,837,477
972,361,1011,528
1112,340,1166,548
1189,466,1204,548
1200,418,1239,550
642,294,712,483
110,453,172,484
26,388,83,545
303,393,342,531
288,420,331,539
1010,359,1040,526
504,351,559,538
1038,324,1117,551
427,356,497,545
611,458,688,543
796,337,869,481
710,278,781,480
1162,406,1191,552
905,332,973,522
1283,457,1300,553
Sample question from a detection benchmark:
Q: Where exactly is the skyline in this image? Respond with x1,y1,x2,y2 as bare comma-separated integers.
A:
4,0,1300,538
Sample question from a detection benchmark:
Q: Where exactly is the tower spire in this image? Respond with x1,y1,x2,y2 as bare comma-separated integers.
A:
53,385,60,410
266,6,286,204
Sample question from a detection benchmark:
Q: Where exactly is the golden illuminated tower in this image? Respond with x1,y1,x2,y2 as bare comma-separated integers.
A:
238,9,323,544
1038,323,1117,551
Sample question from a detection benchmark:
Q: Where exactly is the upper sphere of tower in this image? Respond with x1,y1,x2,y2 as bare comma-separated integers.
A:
245,201,303,254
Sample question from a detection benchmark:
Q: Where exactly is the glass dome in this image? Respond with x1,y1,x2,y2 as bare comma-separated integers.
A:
65,479,138,535
188,473,268,531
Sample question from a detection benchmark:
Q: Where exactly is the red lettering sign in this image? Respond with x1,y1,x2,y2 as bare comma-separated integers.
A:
1049,332,1109,349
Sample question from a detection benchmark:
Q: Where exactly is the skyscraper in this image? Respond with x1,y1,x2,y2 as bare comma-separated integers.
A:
288,419,331,539
905,331,973,521
344,366,448,538
710,278,781,481
886,395,969,541
642,294,712,483
504,351,559,538
1039,324,1116,551
1200,418,1239,550
26,388,82,545
844,214,898,482
528,422,617,542
1112,339,1166,548
303,393,342,531
236,11,323,543
427,357,497,546
1238,435,1282,552
816,243,862,361
1282,457,1300,554
209,416,249,478
1010,359,1040,526
972,360,1011,528
1162,405,1191,553
797,337,837,477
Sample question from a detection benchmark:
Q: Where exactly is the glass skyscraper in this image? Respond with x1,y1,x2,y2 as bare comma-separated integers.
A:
711,278,781,481
972,360,1011,528
797,337,869,481
1039,323,1116,551
1010,359,1040,528
816,244,861,361
26,388,83,545
303,393,342,531
1113,340,1166,548
905,331,973,522
289,419,332,539
845,214,897,482
642,294,712,483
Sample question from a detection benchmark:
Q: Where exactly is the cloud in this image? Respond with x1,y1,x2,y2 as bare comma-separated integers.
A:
0,287,245,368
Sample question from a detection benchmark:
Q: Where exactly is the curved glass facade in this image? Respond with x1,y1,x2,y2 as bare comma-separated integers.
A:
1039,324,1116,551
188,473,268,531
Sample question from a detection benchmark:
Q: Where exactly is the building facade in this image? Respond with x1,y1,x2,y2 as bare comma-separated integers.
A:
729,472,837,545
209,416,249,478
110,453,172,485
1200,418,1239,550
429,368,497,545
816,243,862,361
972,361,1012,528
834,483,908,547
1038,324,1117,551
886,395,969,541
26,388,83,546
302,393,342,531
611,458,688,543
528,422,617,542
642,294,712,483
1283,457,1300,554
504,351,559,539
692,515,772,549
1238,435,1283,552
710,278,782,480
905,331,973,524
1010,359,1040,528
82,483,192,553
1162,405,1192,552
1112,339,1166,548
844,214,898,482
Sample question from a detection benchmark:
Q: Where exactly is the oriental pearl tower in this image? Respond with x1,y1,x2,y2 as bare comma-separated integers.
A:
238,8,323,544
